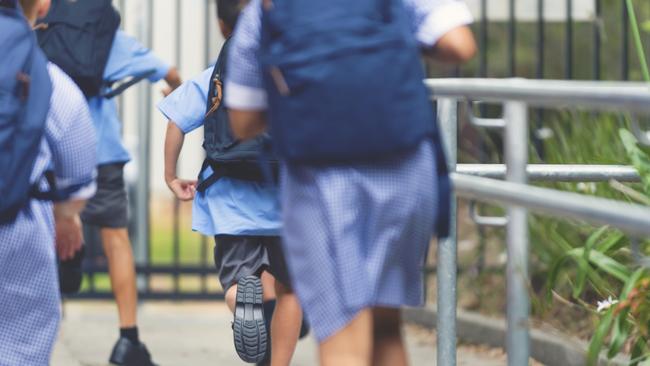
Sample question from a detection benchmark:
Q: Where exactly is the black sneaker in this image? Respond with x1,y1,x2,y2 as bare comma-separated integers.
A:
58,246,85,295
109,337,158,366
233,276,268,364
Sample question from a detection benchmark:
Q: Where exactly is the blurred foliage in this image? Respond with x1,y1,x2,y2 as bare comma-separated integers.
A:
444,1,650,364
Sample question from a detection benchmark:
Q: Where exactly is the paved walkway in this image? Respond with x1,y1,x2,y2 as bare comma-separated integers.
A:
52,301,509,366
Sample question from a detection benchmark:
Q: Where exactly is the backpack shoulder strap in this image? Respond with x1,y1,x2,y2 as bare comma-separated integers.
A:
205,37,232,116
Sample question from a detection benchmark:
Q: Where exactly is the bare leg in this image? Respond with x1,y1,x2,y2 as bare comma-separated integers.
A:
372,308,408,366
270,281,302,366
101,228,137,328
225,271,277,313
319,309,373,366
225,285,237,313
261,270,277,302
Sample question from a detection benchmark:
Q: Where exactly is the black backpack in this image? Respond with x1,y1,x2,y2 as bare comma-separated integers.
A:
35,0,120,98
197,38,278,193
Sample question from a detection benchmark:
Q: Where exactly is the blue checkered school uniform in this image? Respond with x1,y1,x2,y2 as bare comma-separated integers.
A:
0,64,97,365
224,0,472,341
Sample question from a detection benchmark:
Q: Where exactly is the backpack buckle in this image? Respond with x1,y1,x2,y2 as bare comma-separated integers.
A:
16,72,30,101
204,78,223,117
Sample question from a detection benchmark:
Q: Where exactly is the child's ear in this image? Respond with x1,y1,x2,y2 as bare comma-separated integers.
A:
36,0,51,20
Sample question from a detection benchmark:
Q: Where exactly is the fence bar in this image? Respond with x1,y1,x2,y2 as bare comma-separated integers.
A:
565,0,573,79
200,0,213,293
452,174,650,237
593,0,602,80
425,79,650,113
437,98,458,366
457,164,640,182
508,0,516,76
134,0,153,293
172,0,182,297
504,102,530,366
479,0,487,78
622,1,630,80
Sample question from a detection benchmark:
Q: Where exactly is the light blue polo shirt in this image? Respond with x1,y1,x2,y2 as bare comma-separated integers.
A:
89,30,171,165
157,67,281,237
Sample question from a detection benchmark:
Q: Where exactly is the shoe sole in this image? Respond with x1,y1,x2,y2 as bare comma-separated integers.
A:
233,276,267,363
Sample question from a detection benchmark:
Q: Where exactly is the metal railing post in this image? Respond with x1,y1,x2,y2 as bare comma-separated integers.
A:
437,98,458,366
504,101,530,366
134,0,153,292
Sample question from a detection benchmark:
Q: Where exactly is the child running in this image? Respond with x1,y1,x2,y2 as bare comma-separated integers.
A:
157,1,306,365
0,0,97,364
225,0,476,365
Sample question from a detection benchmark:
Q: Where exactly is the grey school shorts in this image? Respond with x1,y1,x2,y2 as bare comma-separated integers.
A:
213,235,291,292
80,163,129,228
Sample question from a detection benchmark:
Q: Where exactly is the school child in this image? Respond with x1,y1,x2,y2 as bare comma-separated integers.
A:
157,0,306,364
35,1,182,363
0,0,97,364
225,0,476,365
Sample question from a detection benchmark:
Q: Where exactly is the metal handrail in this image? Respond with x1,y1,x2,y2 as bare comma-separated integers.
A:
427,78,650,113
457,164,640,182
453,173,650,237
431,78,650,366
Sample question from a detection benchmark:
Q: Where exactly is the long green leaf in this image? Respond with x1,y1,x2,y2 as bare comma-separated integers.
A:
625,0,650,82
607,315,631,359
596,230,627,254
620,129,650,197
630,337,647,366
576,227,611,298
607,269,648,359
588,308,615,366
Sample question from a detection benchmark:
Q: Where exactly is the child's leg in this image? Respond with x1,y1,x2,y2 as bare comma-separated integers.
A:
319,309,373,366
270,281,302,366
225,271,276,313
372,307,408,366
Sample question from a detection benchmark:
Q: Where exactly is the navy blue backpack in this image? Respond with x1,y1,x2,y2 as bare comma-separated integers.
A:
259,0,451,236
35,0,121,98
198,37,278,192
259,0,436,163
0,1,54,224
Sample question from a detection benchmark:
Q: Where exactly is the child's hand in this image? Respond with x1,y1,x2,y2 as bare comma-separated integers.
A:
167,178,198,201
55,214,84,260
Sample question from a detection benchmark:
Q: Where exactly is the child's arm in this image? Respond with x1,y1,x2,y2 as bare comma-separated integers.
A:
164,121,197,201
425,26,476,63
162,67,182,97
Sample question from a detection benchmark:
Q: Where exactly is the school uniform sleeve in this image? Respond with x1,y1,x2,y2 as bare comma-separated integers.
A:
403,0,473,47
224,0,268,111
157,67,212,134
103,30,171,84
46,64,97,200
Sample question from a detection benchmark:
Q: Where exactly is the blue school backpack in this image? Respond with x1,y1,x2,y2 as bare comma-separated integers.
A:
198,37,278,192
259,0,436,163
259,0,451,236
36,0,151,99
0,1,54,224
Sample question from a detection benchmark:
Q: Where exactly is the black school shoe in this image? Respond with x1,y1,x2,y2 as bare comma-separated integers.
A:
58,246,85,295
109,337,158,366
233,275,268,364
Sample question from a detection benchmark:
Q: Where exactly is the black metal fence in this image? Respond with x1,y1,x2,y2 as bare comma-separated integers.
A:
73,0,649,301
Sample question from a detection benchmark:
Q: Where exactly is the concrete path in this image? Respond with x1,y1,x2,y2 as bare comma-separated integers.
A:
52,301,509,366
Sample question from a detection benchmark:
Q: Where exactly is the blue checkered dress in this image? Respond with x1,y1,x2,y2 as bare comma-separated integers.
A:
0,64,97,365
225,0,472,341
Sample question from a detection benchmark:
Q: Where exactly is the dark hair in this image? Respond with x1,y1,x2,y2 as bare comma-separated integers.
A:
216,0,248,30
